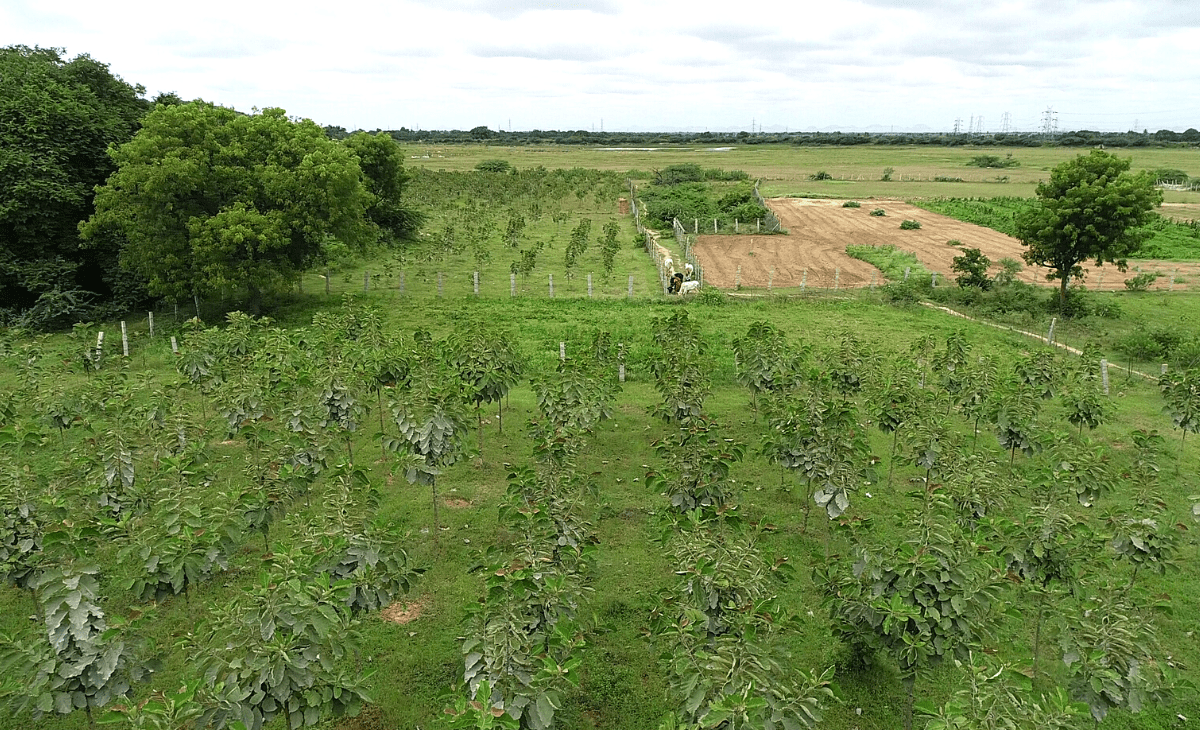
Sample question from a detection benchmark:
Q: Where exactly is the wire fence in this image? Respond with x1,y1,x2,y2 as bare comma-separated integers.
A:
629,179,671,294
753,180,783,233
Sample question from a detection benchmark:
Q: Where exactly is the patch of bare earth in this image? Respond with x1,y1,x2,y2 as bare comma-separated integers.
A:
380,597,427,625
444,498,471,508
693,198,1199,291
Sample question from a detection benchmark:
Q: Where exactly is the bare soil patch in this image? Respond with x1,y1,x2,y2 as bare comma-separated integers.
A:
693,198,1198,291
444,498,472,508
380,597,427,625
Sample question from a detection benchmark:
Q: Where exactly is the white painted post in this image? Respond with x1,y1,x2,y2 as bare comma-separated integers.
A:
735,219,739,233
559,342,566,361
364,270,370,292
618,343,626,383
400,271,406,295
587,273,593,297
931,272,938,287
193,292,201,316
1047,317,1057,345
148,312,154,337
834,268,840,291
628,274,634,298
170,336,178,355
801,269,807,292
870,273,876,291
757,219,761,232
437,272,444,297
473,271,479,297
1100,359,1110,395
768,267,774,294
904,267,911,282
121,321,129,357
549,273,554,298
1162,363,1169,376
694,218,698,234
713,218,718,233
510,272,516,297
735,265,741,289
1097,271,1104,289
95,331,104,364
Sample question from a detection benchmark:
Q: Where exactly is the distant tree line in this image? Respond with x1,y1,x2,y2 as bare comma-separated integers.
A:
325,125,1200,149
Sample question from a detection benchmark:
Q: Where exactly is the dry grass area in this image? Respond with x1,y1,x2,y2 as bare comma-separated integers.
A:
380,597,428,625
693,198,1200,291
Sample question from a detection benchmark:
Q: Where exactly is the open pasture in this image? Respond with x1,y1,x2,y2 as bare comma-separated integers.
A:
694,198,1200,290
402,143,1200,203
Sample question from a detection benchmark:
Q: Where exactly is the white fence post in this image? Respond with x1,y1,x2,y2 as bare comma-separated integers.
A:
931,272,938,287
735,265,741,289
801,269,807,292
121,321,129,357
1047,317,1057,346
1100,359,1110,395
870,273,876,291
95,331,104,364
170,336,178,355
834,268,840,291
511,272,516,297
713,218,717,233
1161,363,1169,376
148,312,154,338
587,273,593,298
559,342,566,361
618,343,626,383
628,274,634,298
437,272,443,297
473,271,479,297
549,273,554,298
694,218,698,234
768,268,774,294
400,271,406,295
904,267,911,282
735,219,739,233
757,219,761,233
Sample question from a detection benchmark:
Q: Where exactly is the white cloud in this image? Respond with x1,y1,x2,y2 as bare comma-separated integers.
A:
2,0,1200,131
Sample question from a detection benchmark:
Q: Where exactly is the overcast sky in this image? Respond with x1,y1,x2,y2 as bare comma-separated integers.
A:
5,0,1200,133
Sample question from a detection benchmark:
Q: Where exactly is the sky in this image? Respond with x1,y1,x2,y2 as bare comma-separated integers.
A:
5,0,1200,134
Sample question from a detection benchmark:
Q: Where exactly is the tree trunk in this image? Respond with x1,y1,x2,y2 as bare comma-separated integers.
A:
432,479,441,544
1032,591,1046,683
888,430,899,488
902,673,916,730
477,405,484,466
1059,271,1070,309
498,399,503,434
377,388,387,464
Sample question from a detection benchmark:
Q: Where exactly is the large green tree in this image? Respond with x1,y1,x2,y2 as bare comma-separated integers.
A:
0,45,148,322
83,103,371,312
1016,150,1161,305
343,131,422,243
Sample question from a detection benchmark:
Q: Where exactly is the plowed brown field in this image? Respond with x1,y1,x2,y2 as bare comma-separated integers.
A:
694,198,1199,291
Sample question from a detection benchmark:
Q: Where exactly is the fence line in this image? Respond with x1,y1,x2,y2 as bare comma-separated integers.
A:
673,218,704,288
629,179,671,294
753,180,783,233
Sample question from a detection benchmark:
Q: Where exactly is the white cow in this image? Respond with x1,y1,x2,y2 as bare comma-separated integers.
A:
680,280,700,295
684,262,695,280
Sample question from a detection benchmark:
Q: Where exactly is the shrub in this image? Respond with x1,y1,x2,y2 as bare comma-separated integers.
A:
475,159,512,173
933,176,964,182
1152,168,1189,185
951,248,991,289
967,154,1020,168
842,201,861,208
1124,271,1162,291
869,208,886,217
881,167,894,182
899,219,921,230
994,258,1023,285
946,239,962,247
810,171,833,181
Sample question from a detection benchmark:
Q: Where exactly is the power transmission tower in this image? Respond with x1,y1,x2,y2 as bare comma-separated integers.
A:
953,117,963,134
1040,107,1058,136
1000,112,1011,133
969,116,975,135
976,116,985,135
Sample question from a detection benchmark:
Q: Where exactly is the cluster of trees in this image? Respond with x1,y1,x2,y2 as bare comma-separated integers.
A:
724,320,1192,729
1,46,420,327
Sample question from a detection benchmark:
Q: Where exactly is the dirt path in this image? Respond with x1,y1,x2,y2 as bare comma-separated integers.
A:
693,198,1200,290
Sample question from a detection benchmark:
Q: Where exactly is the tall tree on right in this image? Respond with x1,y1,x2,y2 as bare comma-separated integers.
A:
1016,150,1161,306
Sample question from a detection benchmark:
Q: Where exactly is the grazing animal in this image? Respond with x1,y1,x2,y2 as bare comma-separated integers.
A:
684,262,694,279
680,280,700,295
668,272,684,294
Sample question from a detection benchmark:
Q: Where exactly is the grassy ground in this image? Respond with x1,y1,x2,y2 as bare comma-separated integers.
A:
3,288,1200,730
400,143,1200,204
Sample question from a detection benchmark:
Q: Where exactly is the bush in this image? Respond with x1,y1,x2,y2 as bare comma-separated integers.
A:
951,248,991,289
869,208,886,217
1124,271,1162,291
994,258,1023,285
1152,168,1189,185
881,167,894,182
475,159,512,173
933,176,964,182
967,154,1020,168
899,219,921,230
842,201,861,208
810,171,833,181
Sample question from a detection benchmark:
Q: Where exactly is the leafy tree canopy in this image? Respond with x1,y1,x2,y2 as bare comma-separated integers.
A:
0,45,148,320
1015,150,1161,304
83,103,372,311
343,131,422,242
